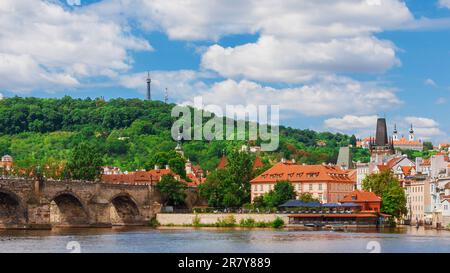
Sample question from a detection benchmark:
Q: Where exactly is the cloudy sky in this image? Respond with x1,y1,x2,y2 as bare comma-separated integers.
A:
0,0,449,143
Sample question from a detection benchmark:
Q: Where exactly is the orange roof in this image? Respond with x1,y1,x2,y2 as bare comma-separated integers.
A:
347,169,357,182
421,159,430,166
217,155,228,170
218,155,264,170
377,165,390,172
340,190,381,203
250,162,354,184
401,166,414,175
393,137,422,146
386,157,404,169
253,156,264,169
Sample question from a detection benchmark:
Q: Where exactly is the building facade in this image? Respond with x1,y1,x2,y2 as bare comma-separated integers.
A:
250,161,355,203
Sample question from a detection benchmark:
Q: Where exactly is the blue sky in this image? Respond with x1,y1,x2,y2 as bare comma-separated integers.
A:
0,0,449,143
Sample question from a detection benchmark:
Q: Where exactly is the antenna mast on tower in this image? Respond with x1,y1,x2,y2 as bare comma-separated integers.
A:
146,72,151,101
164,88,168,104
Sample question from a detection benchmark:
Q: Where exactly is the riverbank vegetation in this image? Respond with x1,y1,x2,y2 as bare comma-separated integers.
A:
189,215,285,229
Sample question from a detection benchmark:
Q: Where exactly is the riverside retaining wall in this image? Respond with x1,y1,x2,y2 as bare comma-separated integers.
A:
156,213,289,226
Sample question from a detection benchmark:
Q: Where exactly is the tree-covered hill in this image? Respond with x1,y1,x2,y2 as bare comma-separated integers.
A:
0,96,369,173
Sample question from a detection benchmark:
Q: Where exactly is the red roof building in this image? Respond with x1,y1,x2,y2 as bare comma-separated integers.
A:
340,190,382,212
217,155,264,170
250,162,356,203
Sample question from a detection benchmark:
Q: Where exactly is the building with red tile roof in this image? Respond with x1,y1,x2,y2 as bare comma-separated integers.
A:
340,190,381,212
101,165,202,188
217,155,228,170
217,155,265,170
250,161,356,203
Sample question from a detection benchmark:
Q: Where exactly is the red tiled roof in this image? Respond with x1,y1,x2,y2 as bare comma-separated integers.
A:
218,155,265,170
340,190,381,203
250,162,354,184
401,166,414,175
217,155,228,170
377,165,390,172
386,157,403,169
253,156,264,169
393,137,422,146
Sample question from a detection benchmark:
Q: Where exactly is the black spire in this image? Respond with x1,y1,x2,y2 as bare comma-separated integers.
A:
375,118,388,146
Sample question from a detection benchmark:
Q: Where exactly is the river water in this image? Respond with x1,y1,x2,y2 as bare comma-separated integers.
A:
0,226,449,253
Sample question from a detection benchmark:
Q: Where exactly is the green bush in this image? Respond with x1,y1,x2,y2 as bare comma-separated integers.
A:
271,217,284,229
148,217,160,227
192,215,202,227
216,215,236,227
255,221,269,228
239,218,256,227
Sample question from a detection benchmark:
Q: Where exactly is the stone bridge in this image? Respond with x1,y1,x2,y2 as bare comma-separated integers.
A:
0,178,163,229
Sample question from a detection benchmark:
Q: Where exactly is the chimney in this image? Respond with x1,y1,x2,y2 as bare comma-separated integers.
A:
154,165,159,170
281,158,286,163
291,159,296,164
165,165,169,170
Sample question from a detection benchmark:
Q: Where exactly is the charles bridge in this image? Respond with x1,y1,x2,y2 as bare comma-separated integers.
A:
0,178,165,229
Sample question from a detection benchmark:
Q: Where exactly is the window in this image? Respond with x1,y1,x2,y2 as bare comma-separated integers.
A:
318,193,323,201
309,184,313,191
318,184,323,191
260,184,263,191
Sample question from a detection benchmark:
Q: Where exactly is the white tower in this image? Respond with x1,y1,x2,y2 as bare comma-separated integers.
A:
393,124,399,141
409,124,415,141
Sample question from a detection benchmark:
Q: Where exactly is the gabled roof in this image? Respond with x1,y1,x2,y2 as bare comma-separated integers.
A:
253,156,264,169
401,166,415,175
217,155,228,170
340,190,381,203
393,137,422,146
251,162,354,184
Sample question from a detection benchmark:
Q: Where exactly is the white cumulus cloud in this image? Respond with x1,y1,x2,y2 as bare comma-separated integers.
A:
404,117,439,128
170,76,402,117
0,0,151,93
439,0,450,9
324,115,379,130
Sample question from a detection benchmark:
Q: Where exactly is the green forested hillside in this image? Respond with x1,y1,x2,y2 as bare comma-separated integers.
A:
0,96,369,173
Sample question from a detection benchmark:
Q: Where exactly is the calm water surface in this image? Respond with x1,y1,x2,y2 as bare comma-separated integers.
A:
0,226,449,253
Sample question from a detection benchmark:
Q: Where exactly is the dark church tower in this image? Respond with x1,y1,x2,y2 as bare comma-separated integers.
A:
370,117,394,164
375,118,389,146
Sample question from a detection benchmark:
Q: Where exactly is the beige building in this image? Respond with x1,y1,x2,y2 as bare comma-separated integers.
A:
404,177,430,225
250,161,355,203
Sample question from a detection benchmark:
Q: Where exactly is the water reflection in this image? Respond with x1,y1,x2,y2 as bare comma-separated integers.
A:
0,226,449,253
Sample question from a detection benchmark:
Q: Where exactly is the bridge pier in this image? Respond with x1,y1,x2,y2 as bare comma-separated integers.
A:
87,201,113,228
26,201,52,230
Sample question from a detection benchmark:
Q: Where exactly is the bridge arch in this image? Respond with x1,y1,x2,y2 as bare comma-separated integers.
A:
50,191,90,227
0,189,26,227
109,193,141,225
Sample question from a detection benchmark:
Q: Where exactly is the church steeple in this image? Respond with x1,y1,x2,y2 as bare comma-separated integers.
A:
409,124,415,141
393,124,398,141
